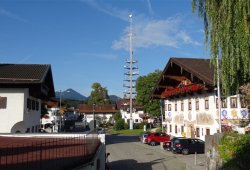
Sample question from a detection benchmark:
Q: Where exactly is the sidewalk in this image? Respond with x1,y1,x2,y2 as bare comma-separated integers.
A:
157,146,206,170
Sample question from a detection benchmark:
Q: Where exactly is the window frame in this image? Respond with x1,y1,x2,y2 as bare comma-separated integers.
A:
188,99,192,111
205,98,209,110
230,97,237,108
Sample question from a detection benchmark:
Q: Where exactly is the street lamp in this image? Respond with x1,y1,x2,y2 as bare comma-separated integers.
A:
58,90,70,132
160,99,164,133
93,103,96,132
217,55,222,133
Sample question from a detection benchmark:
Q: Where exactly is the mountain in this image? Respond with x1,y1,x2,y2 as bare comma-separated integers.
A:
55,89,87,101
109,95,121,102
55,88,121,102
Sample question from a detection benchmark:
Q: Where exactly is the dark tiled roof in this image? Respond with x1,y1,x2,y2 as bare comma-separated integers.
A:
78,104,118,113
0,64,55,99
0,64,49,83
152,57,215,98
170,58,214,85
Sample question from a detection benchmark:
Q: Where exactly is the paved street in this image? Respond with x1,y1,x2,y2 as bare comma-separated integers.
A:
106,135,206,170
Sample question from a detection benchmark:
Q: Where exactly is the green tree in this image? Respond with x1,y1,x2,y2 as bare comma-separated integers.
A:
192,0,250,95
136,70,162,116
87,82,111,105
114,111,122,122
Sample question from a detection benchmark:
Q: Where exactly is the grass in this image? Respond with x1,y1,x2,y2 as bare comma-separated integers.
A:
108,128,145,135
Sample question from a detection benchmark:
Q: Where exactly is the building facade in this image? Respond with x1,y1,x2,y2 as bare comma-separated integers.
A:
153,58,249,141
0,64,55,133
116,99,144,124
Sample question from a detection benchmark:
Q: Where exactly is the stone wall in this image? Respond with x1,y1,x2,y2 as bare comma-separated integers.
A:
205,133,223,170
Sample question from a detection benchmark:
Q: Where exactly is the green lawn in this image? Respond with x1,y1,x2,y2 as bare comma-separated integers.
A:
108,128,145,135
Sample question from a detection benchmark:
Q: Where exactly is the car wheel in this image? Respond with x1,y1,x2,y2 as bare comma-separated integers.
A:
182,149,189,155
150,141,156,146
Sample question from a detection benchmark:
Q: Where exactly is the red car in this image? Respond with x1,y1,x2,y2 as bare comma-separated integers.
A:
146,132,170,146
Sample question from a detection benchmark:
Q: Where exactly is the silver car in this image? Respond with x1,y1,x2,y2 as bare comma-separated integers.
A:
140,132,150,144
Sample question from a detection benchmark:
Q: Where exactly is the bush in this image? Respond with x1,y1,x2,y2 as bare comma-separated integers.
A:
114,119,125,130
218,132,250,169
124,123,129,129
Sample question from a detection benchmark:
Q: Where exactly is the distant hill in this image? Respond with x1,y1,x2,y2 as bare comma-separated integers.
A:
109,95,121,102
55,88,121,102
55,89,87,101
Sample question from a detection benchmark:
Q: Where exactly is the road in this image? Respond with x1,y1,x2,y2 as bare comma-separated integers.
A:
106,135,206,170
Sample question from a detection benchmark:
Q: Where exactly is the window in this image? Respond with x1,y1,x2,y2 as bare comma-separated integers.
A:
170,125,172,133
168,104,171,111
181,126,184,133
216,98,227,108
175,125,177,133
35,101,39,111
0,97,7,109
181,101,184,111
27,98,31,109
188,100,192,110
32,100,35,110
196,127,200,137
230,97,237,108
205,98,209,109
222,98,227,108
195,100,199,110
135,119,138,123
206,128,210,135
240,97,246,108
175,103,177,111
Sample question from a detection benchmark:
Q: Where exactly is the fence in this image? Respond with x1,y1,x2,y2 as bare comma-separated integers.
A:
0,134,101,170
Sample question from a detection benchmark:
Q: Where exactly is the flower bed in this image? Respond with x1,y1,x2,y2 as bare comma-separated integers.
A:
161,84,203,98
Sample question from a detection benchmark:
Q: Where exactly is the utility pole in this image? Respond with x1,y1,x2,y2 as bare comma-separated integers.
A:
217,55,222,133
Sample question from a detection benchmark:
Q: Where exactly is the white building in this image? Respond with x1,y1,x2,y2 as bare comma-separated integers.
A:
117,99,144,124
0,64,55,133
153,58,249,141
78,104,117,126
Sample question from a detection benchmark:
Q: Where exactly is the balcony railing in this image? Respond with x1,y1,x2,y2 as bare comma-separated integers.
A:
0,134,101,170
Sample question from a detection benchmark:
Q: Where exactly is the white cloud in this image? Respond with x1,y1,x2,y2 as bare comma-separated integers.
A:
81,0,130,21
177,31,201,46
112,15,202,50
81,0,201,51
147,0,154,16
0,8,27,22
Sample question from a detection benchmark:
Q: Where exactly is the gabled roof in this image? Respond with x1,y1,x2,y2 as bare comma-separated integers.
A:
0,64,55,99
78,104,118,113
116,99,143,110
169,58,214,85
152,57,215,99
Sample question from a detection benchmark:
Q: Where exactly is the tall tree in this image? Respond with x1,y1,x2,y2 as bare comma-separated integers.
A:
87,82,110,105
136,70,162,116
192,0,250,95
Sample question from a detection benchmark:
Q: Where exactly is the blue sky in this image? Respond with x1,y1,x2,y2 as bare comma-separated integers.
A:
0,0,209,97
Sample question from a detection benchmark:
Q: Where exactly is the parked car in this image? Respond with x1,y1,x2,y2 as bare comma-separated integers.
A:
146,132,170,146
171,138,205,155
164,137,186,151
139,132,150,144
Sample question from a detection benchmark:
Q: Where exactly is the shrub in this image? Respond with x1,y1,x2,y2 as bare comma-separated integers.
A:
114,119,125,130
124,123,129,129
218,132,250,169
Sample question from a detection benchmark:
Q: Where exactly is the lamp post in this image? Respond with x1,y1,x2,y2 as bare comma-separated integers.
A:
160,99,164,133
93,103,96,132
59,90,62,132
217,56,222,133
